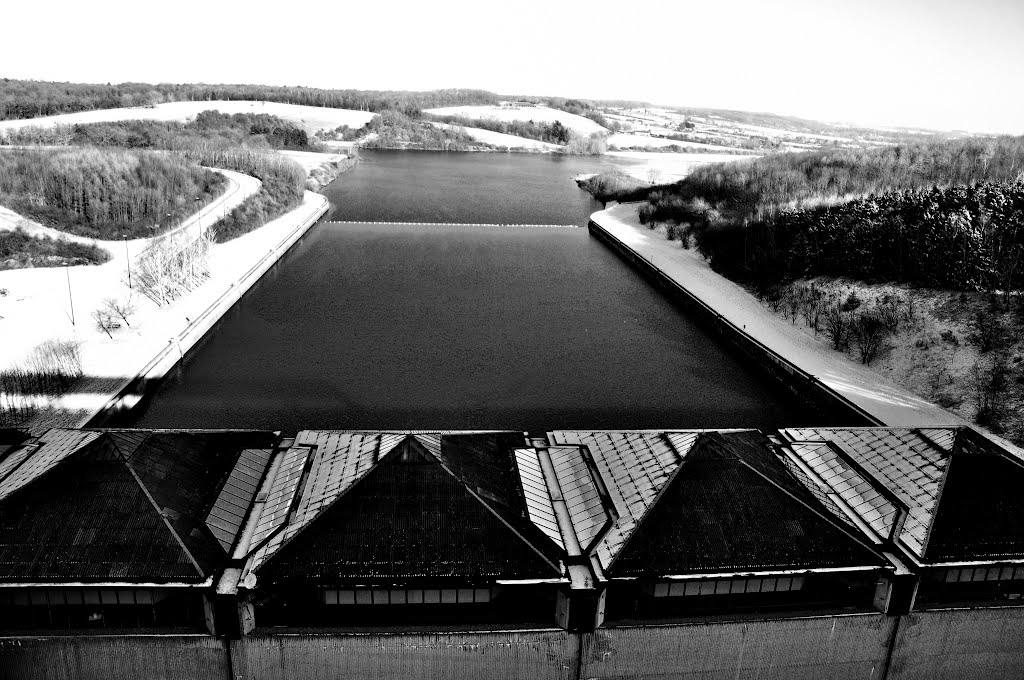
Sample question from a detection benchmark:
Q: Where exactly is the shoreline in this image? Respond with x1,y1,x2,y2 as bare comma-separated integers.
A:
1,162,338,432
588,204,1024,457
589,204,961,426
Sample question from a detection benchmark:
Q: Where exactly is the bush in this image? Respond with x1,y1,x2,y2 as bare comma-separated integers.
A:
0,340,83,426
0,148,225,239
0,227,109,269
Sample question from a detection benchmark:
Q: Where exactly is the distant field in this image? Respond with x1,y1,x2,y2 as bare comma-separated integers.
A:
425,105,606,136
0,101,376,135
607,133,748,153
431,123,560,150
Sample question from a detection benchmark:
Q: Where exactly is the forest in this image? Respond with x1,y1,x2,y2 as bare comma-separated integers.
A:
690,182,1024,292
0,227,109,269
1,112,310,242
423,113,575,144
2,110,314,151
355,110,485,151
0,148,225,239
640,136,1024,228
0,79,503,121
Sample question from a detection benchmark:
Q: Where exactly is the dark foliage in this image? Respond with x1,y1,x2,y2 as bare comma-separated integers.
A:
358,110,483,150
693,182,1024,292
576,172,652,203
423,113,573,145
0,79,501,121
641,137,1024,291
0,228,109,269
0,148,225,239
3,111,315,151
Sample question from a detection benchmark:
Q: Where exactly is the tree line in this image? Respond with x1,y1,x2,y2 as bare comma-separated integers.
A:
423,113,575,144
641,136,1024,228
1,112,310,242
0,79,503,121
2,110,314,151
685,182,1024,294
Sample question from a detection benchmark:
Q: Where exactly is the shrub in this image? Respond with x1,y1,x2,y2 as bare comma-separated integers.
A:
0,340,83,426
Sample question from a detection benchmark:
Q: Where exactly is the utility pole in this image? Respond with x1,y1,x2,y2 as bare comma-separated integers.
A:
123,233,132,289
64,264,75,327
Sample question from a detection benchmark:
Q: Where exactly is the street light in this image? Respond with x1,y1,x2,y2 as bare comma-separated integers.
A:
64,264,75,327
123,232,132,289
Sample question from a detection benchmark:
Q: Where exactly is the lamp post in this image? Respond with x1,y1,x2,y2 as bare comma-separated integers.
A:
194,196,201,239
123,233,132,289
64,264,75,327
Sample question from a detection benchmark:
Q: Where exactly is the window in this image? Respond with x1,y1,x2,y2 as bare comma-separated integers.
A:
321,587,493,605
649,576,806,598
0,588,203,631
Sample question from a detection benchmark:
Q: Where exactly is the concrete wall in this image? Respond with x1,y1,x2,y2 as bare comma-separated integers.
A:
580,614,895,680
588,219,879,426
85,194,329,428
0,635,228,680
232,629,577,680
888,607,1024,680
8,609,1024,679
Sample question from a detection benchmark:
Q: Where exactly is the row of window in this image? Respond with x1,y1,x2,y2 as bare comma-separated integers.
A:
648,576,806,598
0,588,172,606
321,588,494,606
937,566,1024,584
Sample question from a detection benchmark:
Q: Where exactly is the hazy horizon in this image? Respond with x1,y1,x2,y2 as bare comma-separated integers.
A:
3,0,1023,134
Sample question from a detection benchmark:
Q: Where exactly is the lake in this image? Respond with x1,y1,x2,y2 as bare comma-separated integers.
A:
116,151,806,433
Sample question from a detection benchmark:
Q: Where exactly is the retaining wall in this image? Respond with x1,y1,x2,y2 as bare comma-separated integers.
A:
580,614,894,680
84,195,329,427
231,629,578,680
0,634,228,680
588,219,879,426
888,607,1024,680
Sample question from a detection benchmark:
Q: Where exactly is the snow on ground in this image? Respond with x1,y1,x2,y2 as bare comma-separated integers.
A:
431,123,560,151
425,105,606,136
590,203,966,427
0,169,253,258
277,149,349,174
0,170,260,370
3,186,328,431
0,101,376,135
605,151,756,183
607,133,748,153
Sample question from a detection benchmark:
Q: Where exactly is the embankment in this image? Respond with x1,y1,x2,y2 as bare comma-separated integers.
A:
588,204,963,427
82,193,328,427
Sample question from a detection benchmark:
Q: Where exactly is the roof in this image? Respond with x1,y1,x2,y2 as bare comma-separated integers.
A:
782,428,951,558
780,427,1024,563
548,430,698,569
0,428,277,583
608,432,884,576
924,429,1024,562
250,432,565,585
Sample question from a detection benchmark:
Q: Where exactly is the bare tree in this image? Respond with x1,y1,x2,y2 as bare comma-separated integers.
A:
91,308,119,339
103,296,137,328
850,311,888,364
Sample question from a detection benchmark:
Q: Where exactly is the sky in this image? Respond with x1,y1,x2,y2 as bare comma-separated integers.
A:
3,0,1023,133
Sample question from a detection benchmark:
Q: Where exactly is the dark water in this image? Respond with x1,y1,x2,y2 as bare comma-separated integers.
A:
118,151,803,433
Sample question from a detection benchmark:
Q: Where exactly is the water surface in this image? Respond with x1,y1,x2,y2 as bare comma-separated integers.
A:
118,152,804,433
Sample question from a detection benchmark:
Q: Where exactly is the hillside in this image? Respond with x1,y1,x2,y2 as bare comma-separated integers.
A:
634,135,1024,441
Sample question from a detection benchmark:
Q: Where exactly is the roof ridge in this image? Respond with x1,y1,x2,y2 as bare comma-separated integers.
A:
252,434,401,569
603,432,696,571
423,437,563,576
733,439,885,560
123,459,205,579
919,453,955,560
